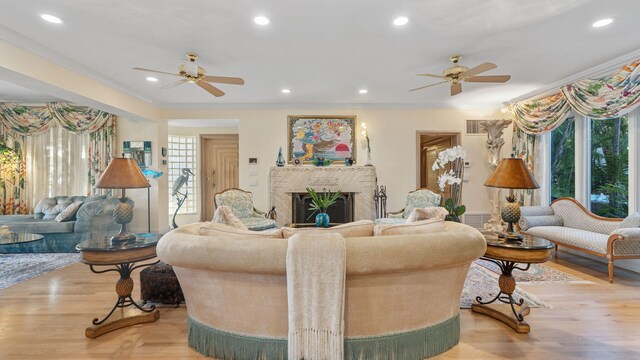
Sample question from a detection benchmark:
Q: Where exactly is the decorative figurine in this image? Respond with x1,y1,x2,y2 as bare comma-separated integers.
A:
276,146,285,167
344,157,354,166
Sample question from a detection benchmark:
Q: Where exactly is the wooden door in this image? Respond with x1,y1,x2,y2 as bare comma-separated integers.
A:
201,135,239,221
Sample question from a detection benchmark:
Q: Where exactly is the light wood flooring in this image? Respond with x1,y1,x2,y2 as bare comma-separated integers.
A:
1,250,640,359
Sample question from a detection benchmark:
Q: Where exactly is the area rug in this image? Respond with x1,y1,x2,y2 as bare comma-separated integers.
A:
476,259,594,284
460,263,549,309
0,253,81,289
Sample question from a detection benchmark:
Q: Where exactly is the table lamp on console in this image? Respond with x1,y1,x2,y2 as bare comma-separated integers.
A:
484,157,539,240
95,157,150,242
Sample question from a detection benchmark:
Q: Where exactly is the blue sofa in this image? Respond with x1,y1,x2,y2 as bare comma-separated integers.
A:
0,195,131,253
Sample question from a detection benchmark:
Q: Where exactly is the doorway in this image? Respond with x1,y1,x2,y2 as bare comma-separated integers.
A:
416,131,461,196
201,134,239,221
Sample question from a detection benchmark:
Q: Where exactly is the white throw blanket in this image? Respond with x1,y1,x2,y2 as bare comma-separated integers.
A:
286,233,346,360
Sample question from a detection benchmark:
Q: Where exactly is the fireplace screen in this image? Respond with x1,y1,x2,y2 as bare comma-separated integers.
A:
291,192,354,225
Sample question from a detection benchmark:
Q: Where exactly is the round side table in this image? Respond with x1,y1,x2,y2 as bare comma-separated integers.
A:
76,233,161,338
472,232,553,333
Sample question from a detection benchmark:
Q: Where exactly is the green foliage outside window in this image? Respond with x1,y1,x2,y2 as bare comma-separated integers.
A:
550,118,575,200
591,116,628,218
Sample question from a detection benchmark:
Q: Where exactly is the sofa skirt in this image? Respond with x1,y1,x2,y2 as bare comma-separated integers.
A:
187,314,460,359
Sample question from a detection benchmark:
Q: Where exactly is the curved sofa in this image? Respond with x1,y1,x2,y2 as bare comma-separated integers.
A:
158,221,486,359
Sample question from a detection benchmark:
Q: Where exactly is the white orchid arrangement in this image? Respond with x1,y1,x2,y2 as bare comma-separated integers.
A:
432,145,466,193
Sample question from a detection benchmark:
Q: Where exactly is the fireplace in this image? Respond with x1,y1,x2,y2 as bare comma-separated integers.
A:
291,192,354,224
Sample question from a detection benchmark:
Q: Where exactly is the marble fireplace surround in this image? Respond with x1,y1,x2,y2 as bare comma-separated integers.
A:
269,166,377,227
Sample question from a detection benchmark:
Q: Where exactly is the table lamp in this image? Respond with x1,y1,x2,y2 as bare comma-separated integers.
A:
95,157,150,242
484,157,539,240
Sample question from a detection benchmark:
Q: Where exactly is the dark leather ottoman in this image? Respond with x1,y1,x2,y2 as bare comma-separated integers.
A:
139,261,184,306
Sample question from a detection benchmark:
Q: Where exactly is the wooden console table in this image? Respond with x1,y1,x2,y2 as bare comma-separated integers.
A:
76,233,161,338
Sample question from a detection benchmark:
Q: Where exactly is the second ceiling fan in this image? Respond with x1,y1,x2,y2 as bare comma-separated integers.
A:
410,55,511,96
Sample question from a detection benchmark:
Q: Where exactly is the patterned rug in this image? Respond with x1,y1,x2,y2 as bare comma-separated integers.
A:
460,263,549,309
0,253,81,289
476,259,594,284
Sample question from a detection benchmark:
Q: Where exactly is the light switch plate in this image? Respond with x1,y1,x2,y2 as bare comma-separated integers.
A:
249,168,258,176
249,177,258,186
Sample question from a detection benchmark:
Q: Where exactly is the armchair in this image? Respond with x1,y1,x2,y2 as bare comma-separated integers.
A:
213,188,277,231
375,188,441,224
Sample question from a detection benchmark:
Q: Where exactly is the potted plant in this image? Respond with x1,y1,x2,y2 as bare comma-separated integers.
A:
306,187,341,227
432,145,467,222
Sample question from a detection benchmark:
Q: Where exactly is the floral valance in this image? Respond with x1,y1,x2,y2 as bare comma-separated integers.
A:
512,58,640,134
0,102,112,135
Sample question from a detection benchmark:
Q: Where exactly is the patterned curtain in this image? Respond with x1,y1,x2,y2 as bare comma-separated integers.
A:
512,58,640,134
0,126,27,214
88,115,116,194
48,102,112,134
511,127,540,206
561,60,640,120
0,103,55,134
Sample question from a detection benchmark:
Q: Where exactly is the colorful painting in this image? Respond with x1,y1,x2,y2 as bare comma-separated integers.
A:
288,115,356,164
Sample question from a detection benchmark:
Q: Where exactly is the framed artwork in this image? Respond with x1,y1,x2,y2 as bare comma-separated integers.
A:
288,115,356,164
123,141,152,169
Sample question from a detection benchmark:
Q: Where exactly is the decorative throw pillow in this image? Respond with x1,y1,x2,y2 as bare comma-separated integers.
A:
55,201,84,222
280,220,375,239
200,223,283,238
617,212,640,229
406,207,448,222
373,218,444,236
212,205,248,230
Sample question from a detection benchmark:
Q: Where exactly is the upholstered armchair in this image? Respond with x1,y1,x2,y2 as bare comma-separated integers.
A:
375,188,442,224
213,188,277,231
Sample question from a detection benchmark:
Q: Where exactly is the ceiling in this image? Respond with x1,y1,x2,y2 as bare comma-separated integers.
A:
1,0,639,108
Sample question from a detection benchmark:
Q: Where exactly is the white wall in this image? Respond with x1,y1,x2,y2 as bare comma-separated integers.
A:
168,126,239,225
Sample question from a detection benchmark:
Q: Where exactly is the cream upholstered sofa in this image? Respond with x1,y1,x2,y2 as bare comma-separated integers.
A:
158,220,486,359
520,197,640,283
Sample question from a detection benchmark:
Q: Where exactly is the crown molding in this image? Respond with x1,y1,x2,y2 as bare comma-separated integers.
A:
157,101,501,111
507,48,640,104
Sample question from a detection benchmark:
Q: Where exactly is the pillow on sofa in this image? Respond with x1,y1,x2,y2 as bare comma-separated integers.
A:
200,223,282,238
280,220,374,239
407,207,448,222
212,205,248,229
617,212,640,229
374,218,444,236
55,201,84,222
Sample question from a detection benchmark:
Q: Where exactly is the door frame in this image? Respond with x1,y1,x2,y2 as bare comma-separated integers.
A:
200,134,239,221
416,131,462,188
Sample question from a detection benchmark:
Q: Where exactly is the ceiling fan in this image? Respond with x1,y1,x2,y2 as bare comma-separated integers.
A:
409,55,511,96
133,53,244,97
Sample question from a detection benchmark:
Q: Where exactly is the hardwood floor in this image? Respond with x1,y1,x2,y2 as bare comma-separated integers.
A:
1,250,640,359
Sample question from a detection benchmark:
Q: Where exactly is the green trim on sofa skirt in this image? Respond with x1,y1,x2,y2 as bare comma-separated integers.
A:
188,314,460,359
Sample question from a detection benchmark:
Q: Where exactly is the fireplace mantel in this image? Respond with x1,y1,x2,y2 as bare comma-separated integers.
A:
269,166,377,227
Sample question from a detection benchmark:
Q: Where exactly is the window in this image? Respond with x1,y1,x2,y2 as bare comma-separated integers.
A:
168,136,197,214
590,115,628,218
550,117,575,201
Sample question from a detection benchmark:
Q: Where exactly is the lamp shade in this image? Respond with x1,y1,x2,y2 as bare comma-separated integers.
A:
95,158,150,189
484,158,539,189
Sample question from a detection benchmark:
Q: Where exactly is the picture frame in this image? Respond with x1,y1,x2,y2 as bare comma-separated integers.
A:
123,141,152,169
287,115,356,164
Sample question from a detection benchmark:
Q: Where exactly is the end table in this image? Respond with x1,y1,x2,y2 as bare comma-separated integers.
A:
76,233,161,338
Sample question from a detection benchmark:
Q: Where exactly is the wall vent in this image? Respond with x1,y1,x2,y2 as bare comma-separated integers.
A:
465,120,488,135
463,213,492,229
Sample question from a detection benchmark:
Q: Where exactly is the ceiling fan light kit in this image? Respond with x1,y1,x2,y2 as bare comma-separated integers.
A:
410,55,511,96
133,53,245,97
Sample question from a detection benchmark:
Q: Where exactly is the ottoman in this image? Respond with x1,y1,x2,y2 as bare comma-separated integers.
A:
140,261,185,306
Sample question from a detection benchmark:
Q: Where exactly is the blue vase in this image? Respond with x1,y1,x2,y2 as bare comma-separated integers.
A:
315,213,330,228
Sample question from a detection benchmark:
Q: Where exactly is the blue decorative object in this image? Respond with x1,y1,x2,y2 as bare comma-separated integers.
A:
315,213,330,228
142,169,164,179
344,157,353,166
276,147,286,167
312,157,332,166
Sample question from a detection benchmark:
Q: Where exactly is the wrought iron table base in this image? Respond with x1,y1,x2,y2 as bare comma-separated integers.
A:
85,260,160,338
471,257,532,333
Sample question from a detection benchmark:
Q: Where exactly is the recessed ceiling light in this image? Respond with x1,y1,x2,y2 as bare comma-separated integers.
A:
254,16,270,25
592,18,613,28
393,16,409,26
359,89,368,94
146,77,158,82
40,14,63,24
281,89,291,94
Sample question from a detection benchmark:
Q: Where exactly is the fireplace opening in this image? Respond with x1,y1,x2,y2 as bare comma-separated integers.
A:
291,192,354,225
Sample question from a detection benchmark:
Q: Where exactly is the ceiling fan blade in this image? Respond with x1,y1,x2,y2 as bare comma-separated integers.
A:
132,67,180,77
203,76,245,85
160,79,188,89
451,83,462,96
466,75,511,83
409,81,448,92
417,73,447,79
459,62,497,79
197,81,225,97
